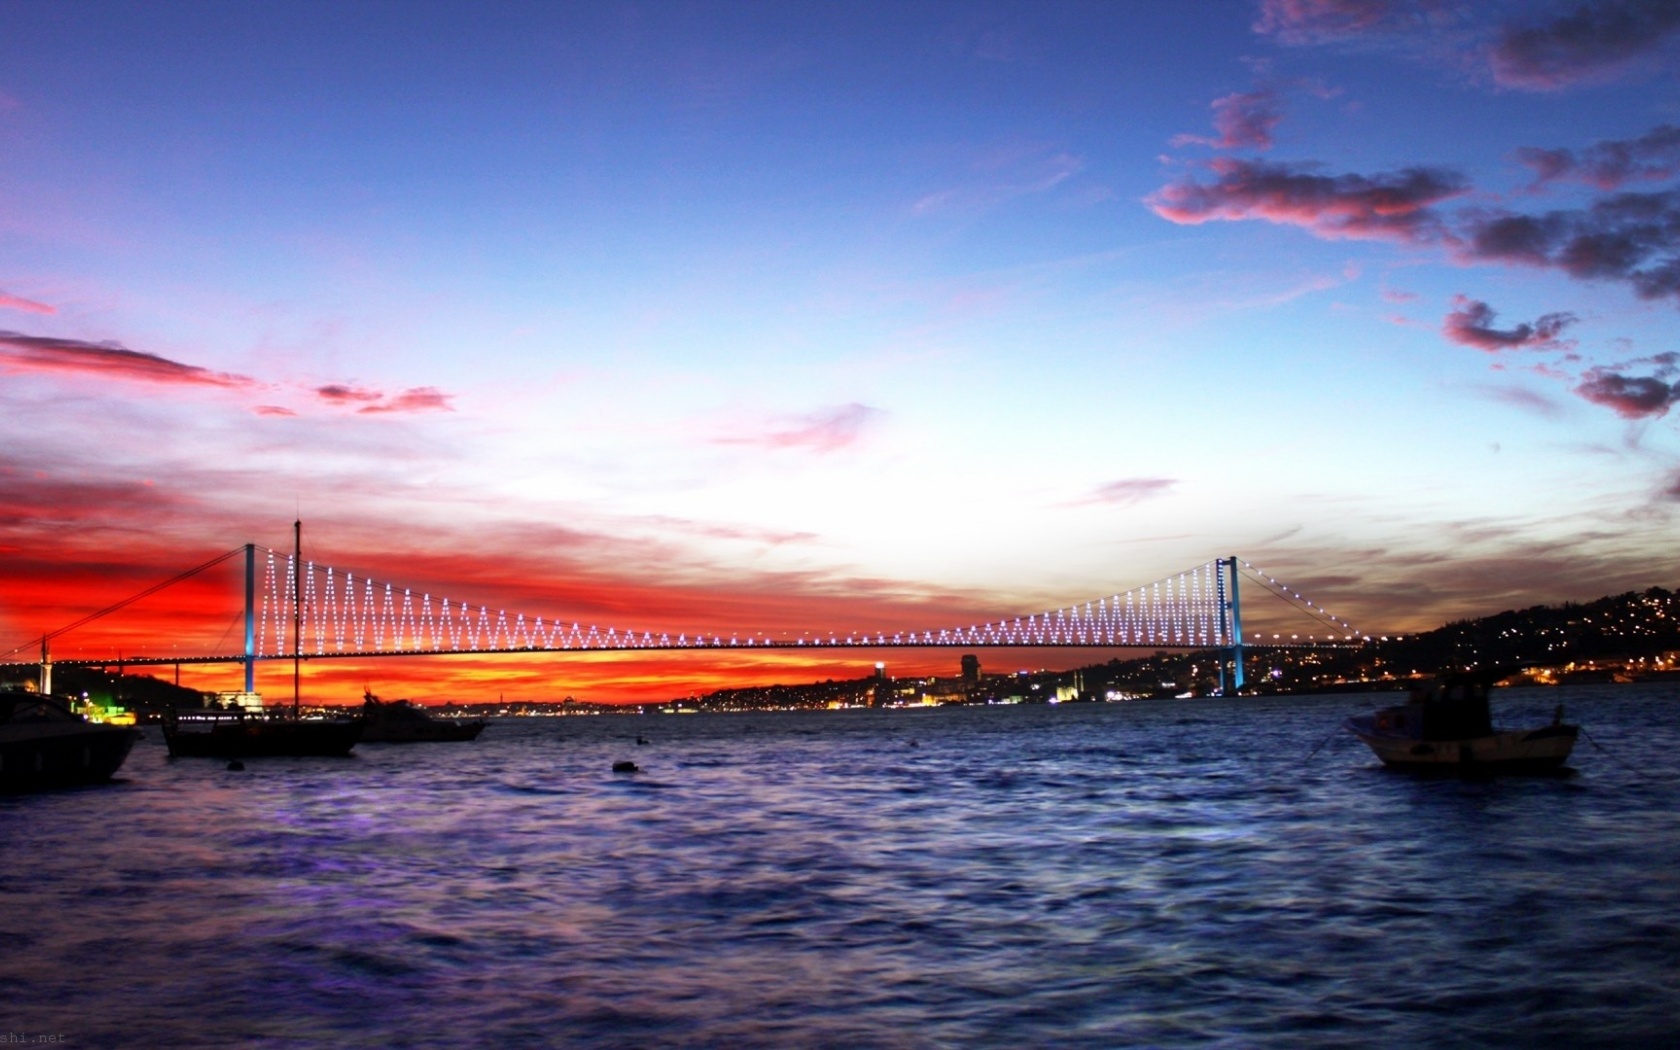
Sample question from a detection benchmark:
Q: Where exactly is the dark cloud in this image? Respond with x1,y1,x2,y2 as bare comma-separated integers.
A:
1490,0,1680,90
1147,158,1467,243
717,403,882,453
1173,89,1284,151
1442,296,1577,351
1574,369,1680,417
1458,189,1680,303
1517,124,1680,190
315,384,384,405
0,331,255,388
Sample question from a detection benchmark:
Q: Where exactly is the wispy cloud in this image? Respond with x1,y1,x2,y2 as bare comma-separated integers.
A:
1253,0,1421,44
0,331,255,388
717,403,882,453
1516,124,1680,191
1069,477,1178,507
1172,88,1284,151
0,292,55,315
315,383,454,414
1575,369,1680,418
358,386,454,414
1442,296,1576,352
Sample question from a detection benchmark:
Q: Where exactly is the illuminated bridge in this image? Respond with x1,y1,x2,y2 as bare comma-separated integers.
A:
6,536,1372,696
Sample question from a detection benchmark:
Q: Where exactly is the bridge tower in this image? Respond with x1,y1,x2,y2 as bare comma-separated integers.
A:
1217,556,1245,695
243,543,256,694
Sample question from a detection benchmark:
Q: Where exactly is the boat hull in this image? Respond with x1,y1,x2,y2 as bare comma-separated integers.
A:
161,714,363,758
1345,717,1577,772
0,722,143,792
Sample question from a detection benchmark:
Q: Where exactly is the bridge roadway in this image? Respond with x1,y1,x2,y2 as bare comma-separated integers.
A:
3,636,1359,672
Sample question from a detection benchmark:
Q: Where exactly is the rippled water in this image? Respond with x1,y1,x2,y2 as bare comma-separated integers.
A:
4,685,1679,1048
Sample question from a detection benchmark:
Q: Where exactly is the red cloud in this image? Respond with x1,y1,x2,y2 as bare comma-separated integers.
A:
1147,158,1467,243
358,387,454,414
1442,296,1576,352
0,331,254,388
1173,89,1283,151
1516,124,1680,190
0,292,55,315
1490,0,1680,90
718,403,881,453
1575,370,1679,417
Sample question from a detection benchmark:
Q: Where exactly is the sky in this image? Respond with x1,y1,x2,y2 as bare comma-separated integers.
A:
3,0,1679,703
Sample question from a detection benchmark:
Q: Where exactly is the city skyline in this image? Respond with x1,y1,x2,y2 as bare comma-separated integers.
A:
4,1,1679,702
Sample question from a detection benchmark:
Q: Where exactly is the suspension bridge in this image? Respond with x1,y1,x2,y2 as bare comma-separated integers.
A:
5,539,1373,698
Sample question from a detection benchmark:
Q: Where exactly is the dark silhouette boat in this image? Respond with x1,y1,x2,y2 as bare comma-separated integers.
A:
159,518,362,759
160,706,363,758
1345,670,1577,772
1,689,144,791
360,691,485,742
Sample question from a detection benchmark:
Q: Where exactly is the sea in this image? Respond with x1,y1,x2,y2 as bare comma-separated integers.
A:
3,684,1678,1048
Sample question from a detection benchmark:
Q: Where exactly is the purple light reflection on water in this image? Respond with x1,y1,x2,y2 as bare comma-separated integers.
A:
3,687,1679,1047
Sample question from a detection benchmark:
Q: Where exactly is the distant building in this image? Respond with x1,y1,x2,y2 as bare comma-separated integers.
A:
873,662,890,707
961,654,980,685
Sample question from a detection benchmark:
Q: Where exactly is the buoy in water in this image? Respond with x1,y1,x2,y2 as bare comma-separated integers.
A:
636,735,649,745
612,760,638,773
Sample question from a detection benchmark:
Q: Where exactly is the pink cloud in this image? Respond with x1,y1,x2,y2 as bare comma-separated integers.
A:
0,292,55,315
1172,89,1283,151
1442,296,1576,352
254,405,297,417
1490,0,1680,90
1516,124,1680,191
1253,0,1414,43
717,403,882,453
1147,158,1467,243
314,383,454,414
358,386,454,414
0,331,254,388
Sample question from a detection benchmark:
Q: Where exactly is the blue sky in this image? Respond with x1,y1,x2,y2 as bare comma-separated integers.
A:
3,1,1679,699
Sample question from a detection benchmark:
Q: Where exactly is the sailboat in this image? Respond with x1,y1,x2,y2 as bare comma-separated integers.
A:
161,521,363,758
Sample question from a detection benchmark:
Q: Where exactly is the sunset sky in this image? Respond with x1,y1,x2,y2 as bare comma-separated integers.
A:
3,1,1679,703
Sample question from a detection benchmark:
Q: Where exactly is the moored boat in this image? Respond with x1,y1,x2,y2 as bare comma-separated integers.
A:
160,706,363,758
1,689,144,791
1345,671,1577,772
360,691,485,742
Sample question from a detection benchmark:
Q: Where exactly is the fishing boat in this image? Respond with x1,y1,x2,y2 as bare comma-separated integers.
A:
1345,670,1577,772
0,689,144,791
360,691,485,742
160,519,361,759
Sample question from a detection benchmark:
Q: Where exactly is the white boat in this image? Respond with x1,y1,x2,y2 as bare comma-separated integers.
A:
1345,672,1578,772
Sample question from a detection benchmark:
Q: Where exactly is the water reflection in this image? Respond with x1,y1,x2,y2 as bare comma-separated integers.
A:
2,686,1677,1047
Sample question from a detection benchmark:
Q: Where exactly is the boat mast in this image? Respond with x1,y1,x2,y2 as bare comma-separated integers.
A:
293,518,302,719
